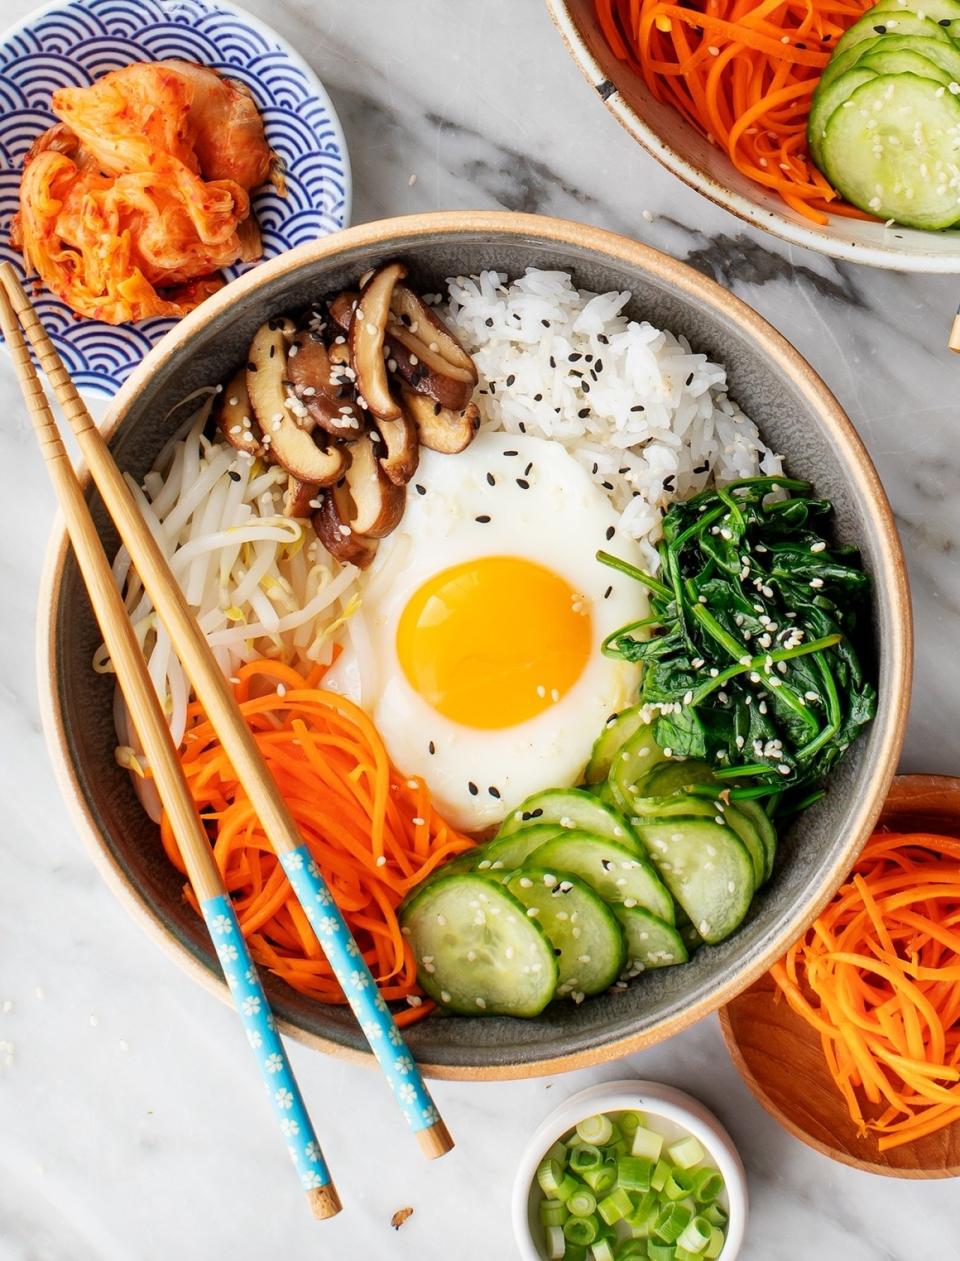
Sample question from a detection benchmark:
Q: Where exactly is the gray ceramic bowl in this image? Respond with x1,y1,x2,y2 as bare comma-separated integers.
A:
38,212,912,1078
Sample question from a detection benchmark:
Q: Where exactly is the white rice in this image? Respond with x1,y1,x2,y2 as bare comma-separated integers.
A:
445,268,782,574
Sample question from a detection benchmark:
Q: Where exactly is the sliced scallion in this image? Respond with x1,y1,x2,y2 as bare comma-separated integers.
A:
582,1161,618,1197
677,1214,712,1254
590,1239,615,1261
555,1173,581,1204
538,1157,564,1196
626,1189,660,1237
630,1126,664,1162
692,1169,724,1204
564,1215,600,1246
597,1187,633,1226
577,1114,615,1146
705,1226,725,1259
647,1243,678,1261
568,1189,598,1219
545,1224,567,1259
651,1158,672,1193
570,1144,603,1174
540,1199,568,1228
702,1203,728,1228
663,1168,695,1202
654,1202,692,1244
667,1136,706,1170
616,1154,653,1192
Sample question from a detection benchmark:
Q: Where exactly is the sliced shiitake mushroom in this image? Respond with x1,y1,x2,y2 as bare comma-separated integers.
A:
401,387,479,455
349,262,406,421
283,476,319,519
374,411,419,486
286,337,363,439
215,368,264,457
246,318,344,485
387,285,477,410
341,434,406,537
327,289,358,332
391,283,476,377
312,491,378,569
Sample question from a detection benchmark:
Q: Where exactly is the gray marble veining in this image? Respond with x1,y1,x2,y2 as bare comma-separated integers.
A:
0,1,957,1258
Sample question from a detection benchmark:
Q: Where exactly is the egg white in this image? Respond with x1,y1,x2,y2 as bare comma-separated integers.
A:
326,431,648,832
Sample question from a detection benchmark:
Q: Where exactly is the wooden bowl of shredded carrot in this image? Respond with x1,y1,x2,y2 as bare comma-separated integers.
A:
720,775,960,1177
546,0,960,271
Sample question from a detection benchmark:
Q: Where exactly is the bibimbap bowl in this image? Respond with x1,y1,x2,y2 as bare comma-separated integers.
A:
38,211,911,1077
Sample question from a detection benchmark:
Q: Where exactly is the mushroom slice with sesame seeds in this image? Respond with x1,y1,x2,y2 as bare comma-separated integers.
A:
349,262,406,421
340,433,406,536
401,386,479,455
282,475,319,519
375,411,419,486
326,288,358,332
245,318,345,485
285,337,364,439
311,490,378,569
214,368,264,458
388,283,478,404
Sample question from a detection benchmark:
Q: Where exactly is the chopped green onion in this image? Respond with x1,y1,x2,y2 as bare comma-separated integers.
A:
647,1243,677,1261
702,1204,727,1228
626,1189,660,1238
597,1187,633,1226
615,1241,649,1260
540,1199,569,1228
651,1158,671,1193
618,1111,643,1138
555,1174,581,1204
630,1126,664,1162
691,1169,724,1205
667,1137,706,1170
538,1157,564,1196
675,1249,701,1261
582,1161,618,1196
663,1169,695,1202
676,1215,711,1254
577,1114,615,1146
568,1189,598,1219
546,1139,570,1163
570,1144,604,1174
654,1203,692,1244
704,1227,725,1259
564,1215,600,1246
545,1225,567,1259
617,1154,653,1192
591,1240,615,1261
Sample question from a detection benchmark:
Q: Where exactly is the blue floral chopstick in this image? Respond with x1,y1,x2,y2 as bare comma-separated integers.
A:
280,846,449,1152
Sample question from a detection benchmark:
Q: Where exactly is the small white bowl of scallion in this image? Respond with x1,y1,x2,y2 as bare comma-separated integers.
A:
513,1080,747,1261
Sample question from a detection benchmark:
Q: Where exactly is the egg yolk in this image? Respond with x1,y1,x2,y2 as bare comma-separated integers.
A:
396,556,592,730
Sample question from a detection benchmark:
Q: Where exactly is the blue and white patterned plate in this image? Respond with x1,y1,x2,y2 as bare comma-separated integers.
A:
0,0,351,396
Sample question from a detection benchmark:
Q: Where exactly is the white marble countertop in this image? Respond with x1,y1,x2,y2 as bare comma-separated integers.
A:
1,2,958,1258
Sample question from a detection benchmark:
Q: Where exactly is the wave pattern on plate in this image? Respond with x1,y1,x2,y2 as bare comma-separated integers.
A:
0,0,350,396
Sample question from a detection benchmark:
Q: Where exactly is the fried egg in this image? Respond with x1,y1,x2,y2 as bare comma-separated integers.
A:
326,431,648,831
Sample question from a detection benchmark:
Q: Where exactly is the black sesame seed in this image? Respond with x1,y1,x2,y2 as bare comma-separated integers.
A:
874,22,886,31
519,421,527,432
228,470,242,482
475,515,491,524
601,859,613,872
489,381,496,394
486,472,495,486
530,808,543,818
555,947,563,956
693,461,710,474
578,407,590,419
504,449,518,457
525,462,533,476
585,353,594,363
533,393,543,402
601,481,614,491
516,478,530,489
662,475,676,490
485,317,494,327
247,361,257,372
940,16,951,22
591,463,599,475
568,352,582,362
605,526,615,541
433,402,442,416
597,333,609,344
521,811,532,821
619,467,629,475
401,312,412,326
506,374,516,387
268,344,276,359
488,786,501,799
604,585,612,599
415,483,426,496
549,356,556,368
541,319,551,328
595,359,604,373
630,404,644,413
468,782,478,796
581,380,591,393
428,741,436,755
685,372,693,386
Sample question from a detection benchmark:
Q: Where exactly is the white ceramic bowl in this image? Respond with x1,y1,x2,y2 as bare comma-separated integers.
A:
512,1078,748,1260
546,0,960,273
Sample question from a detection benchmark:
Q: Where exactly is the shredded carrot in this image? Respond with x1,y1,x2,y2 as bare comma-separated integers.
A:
594,0,877,223
771,831,960,1151
161,659,477,1025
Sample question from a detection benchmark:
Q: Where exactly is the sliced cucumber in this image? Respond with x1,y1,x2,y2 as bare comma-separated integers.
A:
733,797,777,882
821,73,960,229
832,11,952,58
615,906,689,978
529,832,675,924
859,49,952,82
631,819,755,944
863,33,960,81
871,0,960,39
496,787,637,847
478,823,567,873
722,804,767,888
607,724,667,811
504,868,626,998
585,704,648,784
400,874,558,1016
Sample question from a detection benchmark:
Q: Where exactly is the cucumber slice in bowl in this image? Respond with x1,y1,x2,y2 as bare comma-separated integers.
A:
631,819,755,944
584,704,649,784
504,868,626,998
477,823,569,872
733,797,777,881
821,73,960,228
831,11,952,58
615,906,689,977
496,786,637,847
400,874,558,1016
607,724,667,811
859,49,952,82
809,67,878,167
529,832,675,923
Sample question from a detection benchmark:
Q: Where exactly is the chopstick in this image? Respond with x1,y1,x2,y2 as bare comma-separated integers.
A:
0,264,453,1161
949,306,960,352
0,282,342,1222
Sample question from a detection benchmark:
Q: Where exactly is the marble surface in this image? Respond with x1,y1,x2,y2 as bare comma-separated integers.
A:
0,1,957,1258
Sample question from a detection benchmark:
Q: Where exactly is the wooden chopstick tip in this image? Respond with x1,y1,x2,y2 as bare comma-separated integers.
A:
307,1181,342,1220
416,1118,454,1160
949,310,960,354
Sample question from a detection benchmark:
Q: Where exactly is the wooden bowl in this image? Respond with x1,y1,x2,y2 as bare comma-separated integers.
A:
37,211,912,1079
545,0,960,273
720,774,960,1178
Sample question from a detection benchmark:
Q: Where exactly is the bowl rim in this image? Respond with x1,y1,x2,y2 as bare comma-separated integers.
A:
510,1078,747,1261
544,0,960,274
36,209,913,1079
